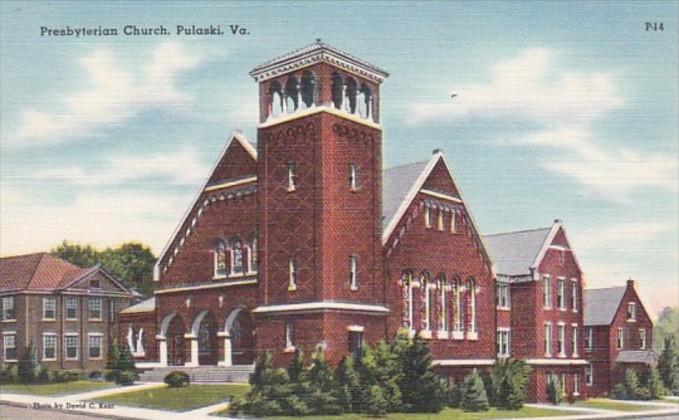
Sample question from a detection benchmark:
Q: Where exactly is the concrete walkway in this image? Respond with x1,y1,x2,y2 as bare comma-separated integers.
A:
525,401,679,420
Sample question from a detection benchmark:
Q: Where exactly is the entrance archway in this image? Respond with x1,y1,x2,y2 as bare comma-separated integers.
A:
195,311,218,365
223,307,255,366
166,315,186,366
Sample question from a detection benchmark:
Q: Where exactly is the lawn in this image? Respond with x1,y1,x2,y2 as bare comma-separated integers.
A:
0,380,116,396
572,398,663,412
91,383,250,412
218,406,571,419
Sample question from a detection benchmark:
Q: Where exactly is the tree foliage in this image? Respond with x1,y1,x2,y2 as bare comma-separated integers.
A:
489,358,531,410
51,240,156,296
17,343,39,384
396,331,446,413
654,306,679,352
658,336,679,394
460,369,490,412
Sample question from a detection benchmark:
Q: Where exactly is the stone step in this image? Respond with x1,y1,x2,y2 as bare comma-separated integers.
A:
138,365,254,383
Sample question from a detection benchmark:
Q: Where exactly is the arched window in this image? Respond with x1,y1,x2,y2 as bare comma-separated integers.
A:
438,275,448,333
284,77,299,113
249,237,258,273
421,272,432,332
231,238,244,275
331,72,344,109
402,271,414,330
358,84,372,119
288,258,298,291
301,71,316,109
269,81,283,119
467,278,477,334
345,77,358,114
453,277,464,333
214,239,227,277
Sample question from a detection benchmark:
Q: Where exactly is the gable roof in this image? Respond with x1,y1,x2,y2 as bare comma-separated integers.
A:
483,227,552,276
615,350,658,364
583,286,627,326
382,161,429,229
120,297,156,314
249,40,389,83
154,131,256,280
0,253,131,295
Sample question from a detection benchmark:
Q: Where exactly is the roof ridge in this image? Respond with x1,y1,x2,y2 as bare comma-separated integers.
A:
0,251,47,260
585,286,626,291
484,226,552,237
384,160,429,172
25,253,48,289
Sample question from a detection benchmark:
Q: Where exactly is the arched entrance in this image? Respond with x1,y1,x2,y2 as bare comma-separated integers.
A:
197,312,218,365
223,307,255,366
166,315,186,366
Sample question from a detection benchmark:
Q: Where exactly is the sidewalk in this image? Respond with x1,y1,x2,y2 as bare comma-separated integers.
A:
525,401,679,420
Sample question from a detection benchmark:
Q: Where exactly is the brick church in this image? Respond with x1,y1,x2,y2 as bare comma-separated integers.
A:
119,41,592,401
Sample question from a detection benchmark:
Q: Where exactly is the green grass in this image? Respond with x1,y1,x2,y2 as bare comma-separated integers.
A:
91,383,250,412
0,380,116,396
217,406,571,419
572,398,663,412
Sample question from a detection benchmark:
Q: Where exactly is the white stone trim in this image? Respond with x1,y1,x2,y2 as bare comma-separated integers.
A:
525,358,589,366
433,359,495,366
258,105,382,131
205,176,257,193
452,331,464,340
532,220,583,274
253,301,389,315
155,278,257,294
420,189,463,203
347,325,365,332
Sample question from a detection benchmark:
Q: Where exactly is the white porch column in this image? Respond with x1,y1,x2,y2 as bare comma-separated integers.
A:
184,334,199,367
156,335,168,367
217,331,231,367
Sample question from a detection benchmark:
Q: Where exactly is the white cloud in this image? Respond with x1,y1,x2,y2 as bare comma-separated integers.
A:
32,147,208,186
410,48,623,124
14,43,202,143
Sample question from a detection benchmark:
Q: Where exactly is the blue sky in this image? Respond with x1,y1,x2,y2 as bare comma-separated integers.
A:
1,1,677,314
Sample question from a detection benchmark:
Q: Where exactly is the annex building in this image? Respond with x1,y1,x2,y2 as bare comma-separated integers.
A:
118,42,647,401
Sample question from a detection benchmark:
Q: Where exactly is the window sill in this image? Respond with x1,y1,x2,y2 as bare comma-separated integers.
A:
287,187,296,193
65,318,78,322
65,358,79,361
420,330,432,339
497,354,511,359
496,307,511,311
558,353,566,358
4,359,17,362
559,308,567,312
287,285,297,292
452,331,464,340
42,358,57,362
350,286,359,292
437,331,449,339
466,331,478,341
1,319,16,323
133,352,146,358
283,346,296,353
626,319,636,323
213,275,227,281
89,319,103,322
573,392,580,397
88,357,103,361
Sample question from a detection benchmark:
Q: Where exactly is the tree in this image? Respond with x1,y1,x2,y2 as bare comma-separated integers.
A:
654,307,679,352
623,368,641,398
287,346,305,383
490,358,531,410
17,343,39,384
546,377,562,405
106,339,121,371
51,241,99,268
658,336,679,393
460,369,490,412
305,349,342,415
117,344,136,371
231,352,294,417
335,356,364,412
359,339,402,412
644,366,666,399
396,332,446,412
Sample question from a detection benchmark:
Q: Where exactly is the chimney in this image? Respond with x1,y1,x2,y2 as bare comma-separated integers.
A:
432,148,442,155
554,219,562,224
627,278,635,289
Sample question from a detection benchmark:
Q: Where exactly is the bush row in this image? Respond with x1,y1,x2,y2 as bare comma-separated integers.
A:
611,367,666,400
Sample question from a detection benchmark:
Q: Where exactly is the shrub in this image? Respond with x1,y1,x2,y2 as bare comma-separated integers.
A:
89,370,103,380
634,386,651,400
104,369,118,382
0,363,18,384
304,349,343,415
118,345,136,371
116,370,137,386
546,377,562,405
360,339,402,412
365,384,388,416
645,366,666,399
611,382,628,399
445,378,462,408
335,355,364,412
396,332,446,413
230,352,293,417
106,339,121,371
17,343,39,383
164,371,190,387
460,370,490,412
53,370,80,383
38,366,50,383
658,336,679,393
489,358,531,410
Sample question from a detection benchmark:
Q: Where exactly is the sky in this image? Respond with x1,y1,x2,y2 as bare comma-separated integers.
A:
1,1,677,315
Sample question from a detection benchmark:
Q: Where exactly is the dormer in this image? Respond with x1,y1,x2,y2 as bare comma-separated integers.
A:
249,40,389,125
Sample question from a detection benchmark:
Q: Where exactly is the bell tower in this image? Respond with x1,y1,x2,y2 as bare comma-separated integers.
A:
250,41,389,363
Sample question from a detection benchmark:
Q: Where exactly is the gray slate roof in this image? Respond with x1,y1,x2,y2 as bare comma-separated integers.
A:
583,287,626,326
483,228,552,276
615,350,658,364
120,297,155,314
382,161,429,229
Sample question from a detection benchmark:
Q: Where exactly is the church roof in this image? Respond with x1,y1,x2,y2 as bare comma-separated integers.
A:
583,286,627,326
249,40,389,83
382,161,429,229
483,227,552,276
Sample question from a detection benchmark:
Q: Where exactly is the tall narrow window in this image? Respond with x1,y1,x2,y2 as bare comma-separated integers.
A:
43,297,56,320
232,239,244,275
214,240,227,278
331,72,344,109
543,276,552,308
349,255,358,290
439,278,448,332
616,328,624,349
404,273,414,330
572,326,578,356
2,296,15,321
285,322,294,350
89,298,102,320
284,77,299,113
349,163,359,191
557,279,565,309
496,283,510,308
88,334,103,359
42,333,57,361
585,327,593,351
497,330,511,357
423,279,432,332
454,279,464,333
585,365,593,386
109,301,116,323
557,324,566,356
3,334,16,360
468,279,477,334
627,303,636,321
349,331,363,358
560,373,567,395
269,81,283,119
544,323,552,356
358,84,372,119
450,211,457,233
345,77,357,114
65,334,78,360
437,209,444,231
66,297,78,320
300,71,316,109
639,328,646,349
287,162,296,192
288,258,298,291
249,238,258,273
571,280,578,311
424,207,432,228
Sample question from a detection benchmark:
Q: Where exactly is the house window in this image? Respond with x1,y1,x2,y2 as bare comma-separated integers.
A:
3,334,17,360
88,334,103,359
287,162,296,192
42,333,57,360
585,327,593,351
639,328,646,349
450,211,457,233
544,323,552,356
2,296,15,321
65,334,78,360
585,366,593,386
437,210,444,231
349,255,358,290
285,322,294,350
557,279,565,309
616,328,624,349
349,163,359,191
89,278,101,289
543,277,551,308
571,280,578,311
497,330,511,357
349,331,363,358
574,373,580,395
288,258,298,291
214,239,227,277
424,207,432,228
557,324,566,356
65,297,77,320
89,298,102,320
572,326,578,356
42,297,56,320
496,283,510,309
627,303,636,321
